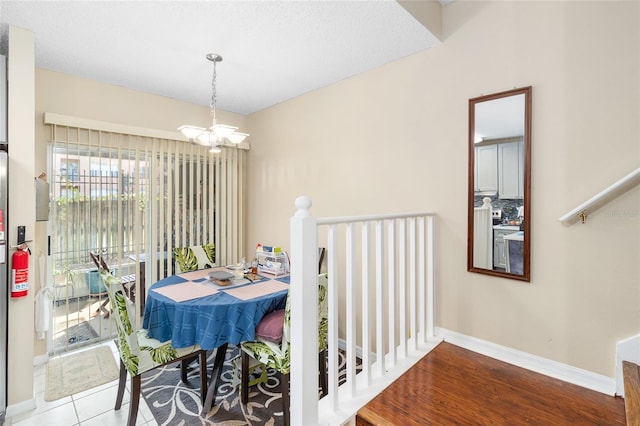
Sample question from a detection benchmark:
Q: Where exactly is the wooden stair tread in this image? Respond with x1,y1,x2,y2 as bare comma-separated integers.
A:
623,360,640,426
356,405,394,426
355,342,624,425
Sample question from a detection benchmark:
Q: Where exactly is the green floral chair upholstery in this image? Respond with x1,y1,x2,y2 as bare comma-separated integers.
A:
173,243,215,273
99,270,208,426
240,273,329,426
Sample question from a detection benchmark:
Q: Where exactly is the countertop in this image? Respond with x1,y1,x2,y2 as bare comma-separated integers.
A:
493,224,520,231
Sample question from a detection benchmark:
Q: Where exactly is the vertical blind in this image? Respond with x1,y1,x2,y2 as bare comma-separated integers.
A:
47,117,246,326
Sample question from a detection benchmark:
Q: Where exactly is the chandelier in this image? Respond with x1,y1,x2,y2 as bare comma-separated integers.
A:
178,53,249,153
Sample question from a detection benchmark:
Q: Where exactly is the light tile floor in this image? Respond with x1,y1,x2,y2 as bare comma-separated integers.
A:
5,341,158,426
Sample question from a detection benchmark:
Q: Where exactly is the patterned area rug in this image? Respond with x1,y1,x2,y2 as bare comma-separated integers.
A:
142,345,356,425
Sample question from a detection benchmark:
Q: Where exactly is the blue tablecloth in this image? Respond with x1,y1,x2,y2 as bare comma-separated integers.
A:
143,272,289,350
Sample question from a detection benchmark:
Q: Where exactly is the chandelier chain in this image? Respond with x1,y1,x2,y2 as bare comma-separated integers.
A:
210,59,217,121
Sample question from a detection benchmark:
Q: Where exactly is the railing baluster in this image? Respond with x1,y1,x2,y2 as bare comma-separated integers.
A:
388,219,396,367
409,218,417,352
345,222,356,397
399,218,407,358
361,221,371,386
375,219,385,376
327,224,339,410
427,215,435,340
418,216,426,344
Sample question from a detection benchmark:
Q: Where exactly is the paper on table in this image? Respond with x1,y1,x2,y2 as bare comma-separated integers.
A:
178,268,219,281
223,280,289,301
152,281,218,302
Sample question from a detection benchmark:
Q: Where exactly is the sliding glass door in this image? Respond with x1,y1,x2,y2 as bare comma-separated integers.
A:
47,124,246,354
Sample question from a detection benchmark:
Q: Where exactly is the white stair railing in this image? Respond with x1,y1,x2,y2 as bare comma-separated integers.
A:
289,196,440,425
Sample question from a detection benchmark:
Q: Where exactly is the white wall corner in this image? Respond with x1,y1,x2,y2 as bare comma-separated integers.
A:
397,0,443,42
7,23,37,410
615,333,640,397
435,327,616,396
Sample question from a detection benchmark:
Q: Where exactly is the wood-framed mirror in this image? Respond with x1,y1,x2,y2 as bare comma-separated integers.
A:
467,86,532,281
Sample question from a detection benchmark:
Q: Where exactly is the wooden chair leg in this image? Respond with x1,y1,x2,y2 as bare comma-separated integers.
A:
319,349,328,397
204,343,228,411
122,282,136,303
128,375,141,426
115,359,127,410
281,372,290,426
181,359,189,384
199,350,208,404
125,281,136,302
94,298,111,318
180,355,200,384
241,351,250,404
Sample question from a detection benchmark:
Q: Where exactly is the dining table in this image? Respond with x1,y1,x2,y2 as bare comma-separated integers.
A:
142,266,290,411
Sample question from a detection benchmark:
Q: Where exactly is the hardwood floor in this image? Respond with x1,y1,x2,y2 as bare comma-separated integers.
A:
356,342,626,425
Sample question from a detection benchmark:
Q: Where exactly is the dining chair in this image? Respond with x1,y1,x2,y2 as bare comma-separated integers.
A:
98,270,208,426
317,247,326,274
240,273,328,426
89,251,136,317
173,243,216,273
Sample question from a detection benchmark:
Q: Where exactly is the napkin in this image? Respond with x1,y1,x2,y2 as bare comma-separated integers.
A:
152,281,218,302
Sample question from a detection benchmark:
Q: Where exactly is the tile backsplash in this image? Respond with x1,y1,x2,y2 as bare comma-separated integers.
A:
474,196,524,220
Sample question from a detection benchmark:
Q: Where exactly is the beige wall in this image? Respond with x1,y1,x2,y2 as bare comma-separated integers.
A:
35,69,246,132
246,0,640,377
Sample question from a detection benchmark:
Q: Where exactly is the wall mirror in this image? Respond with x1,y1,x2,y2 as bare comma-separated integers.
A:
467,86,531,281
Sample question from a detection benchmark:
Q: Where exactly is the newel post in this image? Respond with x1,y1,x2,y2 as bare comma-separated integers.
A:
289,196,318,425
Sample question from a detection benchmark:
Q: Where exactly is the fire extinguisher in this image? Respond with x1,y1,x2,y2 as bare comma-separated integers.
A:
11,244,30,298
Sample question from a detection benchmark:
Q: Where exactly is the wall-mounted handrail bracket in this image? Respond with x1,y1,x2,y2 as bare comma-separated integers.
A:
559,167,640,225
578,211,587,224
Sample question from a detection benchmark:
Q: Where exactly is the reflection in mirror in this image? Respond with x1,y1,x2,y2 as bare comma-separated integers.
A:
467,87,531,281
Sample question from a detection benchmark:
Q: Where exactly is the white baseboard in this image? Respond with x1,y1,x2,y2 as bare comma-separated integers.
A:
5,397,37,420
435,327,616,396
5,355,48,420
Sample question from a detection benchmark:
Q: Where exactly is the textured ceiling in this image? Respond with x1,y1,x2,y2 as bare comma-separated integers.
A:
0,1,441,115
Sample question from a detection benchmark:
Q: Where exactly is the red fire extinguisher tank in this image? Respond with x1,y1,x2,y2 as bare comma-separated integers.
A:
11,246,29,298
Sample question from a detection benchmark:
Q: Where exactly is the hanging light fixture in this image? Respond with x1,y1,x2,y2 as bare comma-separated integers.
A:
178,53,249,152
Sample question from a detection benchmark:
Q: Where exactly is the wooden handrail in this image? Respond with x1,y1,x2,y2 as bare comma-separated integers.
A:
559,167,640,224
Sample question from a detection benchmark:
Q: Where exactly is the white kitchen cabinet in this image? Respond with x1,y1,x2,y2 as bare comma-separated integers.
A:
498,140,524,199
493,225,520,269
475,144,498,193
504,231,525,274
